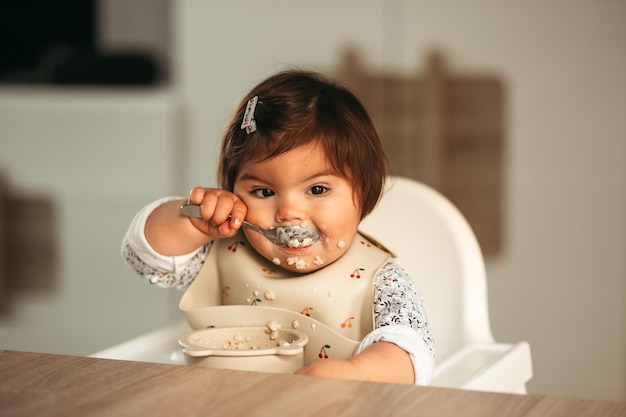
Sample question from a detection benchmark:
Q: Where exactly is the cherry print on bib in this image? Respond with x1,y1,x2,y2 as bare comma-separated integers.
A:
261,267,276,276
301,307,314,317
318,344,331,359
227,241,245,253
222,286,230,298
350,267,364,279
340,316,355,329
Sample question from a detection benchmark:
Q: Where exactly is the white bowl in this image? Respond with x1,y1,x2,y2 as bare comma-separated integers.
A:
180,305,360,367
179,326,308,374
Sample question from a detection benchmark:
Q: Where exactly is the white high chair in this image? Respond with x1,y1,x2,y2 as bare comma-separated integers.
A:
360,176,532,394
93,175,531,393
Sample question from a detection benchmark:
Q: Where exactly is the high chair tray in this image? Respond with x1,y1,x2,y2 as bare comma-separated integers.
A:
91,321,189,365
92,321,532,394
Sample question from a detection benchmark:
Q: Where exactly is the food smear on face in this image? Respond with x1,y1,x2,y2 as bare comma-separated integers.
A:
286,257,309,269
313,255,324,265
288,237,315,248
295,259,308,269
272,257,281,265
276,225,319,247
337,240,346,249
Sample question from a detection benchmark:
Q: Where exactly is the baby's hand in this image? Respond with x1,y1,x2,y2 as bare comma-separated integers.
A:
186,187,247,239
294,359,361,380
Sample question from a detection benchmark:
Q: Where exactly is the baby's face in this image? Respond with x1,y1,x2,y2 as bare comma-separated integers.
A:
232,142,361,273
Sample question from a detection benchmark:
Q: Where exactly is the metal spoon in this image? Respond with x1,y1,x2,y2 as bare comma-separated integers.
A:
180,203,320,247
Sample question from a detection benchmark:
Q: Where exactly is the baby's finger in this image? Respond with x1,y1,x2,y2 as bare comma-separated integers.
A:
197,192,219,221
187,186,208,205
211,194,238,226
229,200,247,228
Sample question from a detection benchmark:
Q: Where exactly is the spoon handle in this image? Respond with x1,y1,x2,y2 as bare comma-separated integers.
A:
179,203,202,218
179,203,259,233
180,203,280,243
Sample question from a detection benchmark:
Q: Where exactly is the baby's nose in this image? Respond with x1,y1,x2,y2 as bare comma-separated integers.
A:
275,196,306,223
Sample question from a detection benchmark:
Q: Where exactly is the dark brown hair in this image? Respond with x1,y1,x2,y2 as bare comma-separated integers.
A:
218,70,387,218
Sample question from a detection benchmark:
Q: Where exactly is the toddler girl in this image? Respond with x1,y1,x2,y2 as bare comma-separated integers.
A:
122,70,434,384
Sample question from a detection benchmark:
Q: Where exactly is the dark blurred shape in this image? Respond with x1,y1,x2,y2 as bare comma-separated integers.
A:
49,52,158,85
337,49,505,257
0,171,58,314
0,0,159,85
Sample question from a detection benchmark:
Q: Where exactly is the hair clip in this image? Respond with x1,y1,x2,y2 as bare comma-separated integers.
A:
241,96,258,134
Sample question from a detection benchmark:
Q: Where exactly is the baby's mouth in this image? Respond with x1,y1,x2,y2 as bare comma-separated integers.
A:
274,225,320,248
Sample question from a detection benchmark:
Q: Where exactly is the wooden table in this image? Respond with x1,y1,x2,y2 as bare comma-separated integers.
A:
1,350,624,417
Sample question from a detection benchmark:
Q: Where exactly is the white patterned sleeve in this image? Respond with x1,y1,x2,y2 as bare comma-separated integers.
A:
355,259,435,385
120,196,210,290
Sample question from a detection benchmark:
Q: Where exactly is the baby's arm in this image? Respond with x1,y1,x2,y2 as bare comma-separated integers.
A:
295,340,414,384
123,186,247,288
145,187,247,256
122,196,210,289
296,260,434,385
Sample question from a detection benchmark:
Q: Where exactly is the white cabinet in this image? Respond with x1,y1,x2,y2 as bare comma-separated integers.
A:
0,88,184,355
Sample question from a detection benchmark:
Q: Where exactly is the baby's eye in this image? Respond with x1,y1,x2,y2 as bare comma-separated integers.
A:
308,185,328,196
252,188,275,198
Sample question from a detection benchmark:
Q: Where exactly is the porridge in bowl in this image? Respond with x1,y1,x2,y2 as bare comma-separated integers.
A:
179,322,308,373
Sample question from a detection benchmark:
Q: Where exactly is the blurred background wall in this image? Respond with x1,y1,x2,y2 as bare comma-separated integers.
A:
0,0,624,402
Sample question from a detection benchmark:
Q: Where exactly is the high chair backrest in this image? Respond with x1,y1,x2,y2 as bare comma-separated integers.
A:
360,176,495,361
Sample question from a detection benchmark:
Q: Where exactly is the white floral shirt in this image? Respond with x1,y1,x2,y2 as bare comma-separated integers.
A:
122,197,435,384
